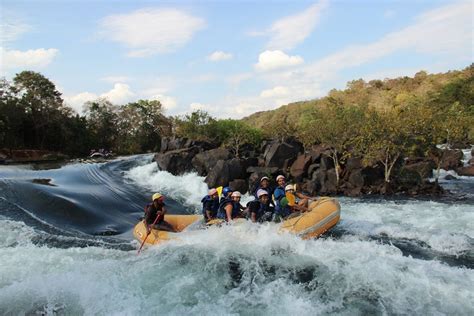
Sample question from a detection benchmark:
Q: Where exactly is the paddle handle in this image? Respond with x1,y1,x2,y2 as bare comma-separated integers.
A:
137,211,161,254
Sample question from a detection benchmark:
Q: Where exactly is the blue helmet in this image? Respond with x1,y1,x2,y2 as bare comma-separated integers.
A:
222,186,232,197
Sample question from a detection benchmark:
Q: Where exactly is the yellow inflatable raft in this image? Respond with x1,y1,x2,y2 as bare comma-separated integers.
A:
133,197,340,247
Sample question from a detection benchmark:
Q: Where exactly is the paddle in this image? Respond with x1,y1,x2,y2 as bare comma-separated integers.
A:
137,212,161,254
216,186,223,199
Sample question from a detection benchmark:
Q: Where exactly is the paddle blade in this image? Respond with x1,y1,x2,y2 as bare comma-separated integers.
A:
216,186,223,198
286,192,296,206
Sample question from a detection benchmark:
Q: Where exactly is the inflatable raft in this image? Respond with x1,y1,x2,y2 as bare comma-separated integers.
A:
133,197,341,247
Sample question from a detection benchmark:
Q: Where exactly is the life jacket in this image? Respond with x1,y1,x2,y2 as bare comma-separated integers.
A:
217,197,240,220
273,186,286,214
249,200,274,222
201,195,219,218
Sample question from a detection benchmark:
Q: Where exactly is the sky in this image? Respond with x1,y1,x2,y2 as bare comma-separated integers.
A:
0,0,472,118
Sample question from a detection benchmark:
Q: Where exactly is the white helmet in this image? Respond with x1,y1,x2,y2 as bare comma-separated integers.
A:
231,191,241,197
257,189,269,198
285,184,295,192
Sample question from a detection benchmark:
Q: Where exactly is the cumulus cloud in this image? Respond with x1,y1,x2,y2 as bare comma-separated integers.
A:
99,8,206,57
255,50,304,71
189,102,214,112
265,0,328,50
151,94,178,111
207,51,233,61
0,47,59,72
65,92,98,114
260,86,290,98
100,76,131,83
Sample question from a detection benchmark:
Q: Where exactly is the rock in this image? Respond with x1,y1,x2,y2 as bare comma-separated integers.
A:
396,167,422,188
440,149,463,170
321,169,338,194
290,154,312,180
154,147,199,175
246,166,279,175
308,144,327,163
347,169,364,190
402,160,435,179
229,179,248,194
160,136,214,153
345,157,363,171
307,163,320,178
192,148,231,176
320,155,334,170
205,158,246,188
468,157,474,166
362,167,385,187
444,174,458,180
264,141,302,167
456,165,474,176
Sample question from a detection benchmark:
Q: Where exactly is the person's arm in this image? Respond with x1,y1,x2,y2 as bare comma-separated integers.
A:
205,210,212,221
293,204,309,213
225,204,233,222
251,212,257,223
296,191,317,200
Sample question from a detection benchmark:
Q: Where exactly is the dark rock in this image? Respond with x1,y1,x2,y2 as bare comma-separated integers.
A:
362,166,384,187
396,167,423,188
345,157,363,171
303,180,319,196
307,163,320,178
154,147,199,175
282,157,296,176
264,141,302,167
229,179,248,194
402,160,435,179
320,155,334,170
348,169,364,190
444,174,458,180
290,154,312,180
160,136,214,153
468,157,474,166
205,158,246,188
321,169,338,194
456,165,474,176
308,144,327,163
246,166,279,175
440,149,463,170
192,148,231,176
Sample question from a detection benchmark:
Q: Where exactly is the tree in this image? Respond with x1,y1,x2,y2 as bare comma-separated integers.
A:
84,98,119,150
300,105,365,188
12,71,65,148
174,110,218,142
214,119,262,158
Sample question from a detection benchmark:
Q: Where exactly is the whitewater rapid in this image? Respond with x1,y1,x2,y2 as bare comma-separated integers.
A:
0,156,473,315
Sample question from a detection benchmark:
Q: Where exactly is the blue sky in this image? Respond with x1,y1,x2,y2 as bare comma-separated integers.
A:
1,0,472,118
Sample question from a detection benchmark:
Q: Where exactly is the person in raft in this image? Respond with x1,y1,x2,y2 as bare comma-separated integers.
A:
253,176,273,199
285,184,318,208
273,194,310,222
220,186,233,203
248,189,275,223
272,175,287,212
217,191,245,222
201,188,219,222
144,193,175,232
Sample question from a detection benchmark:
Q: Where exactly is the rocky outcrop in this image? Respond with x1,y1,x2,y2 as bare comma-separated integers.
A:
0,149,68,164
263,139,303,167
192,148,231,176
290,154,312,181
440,149,464,170
205,158,247,189
154,147,200,175
456,165,474,176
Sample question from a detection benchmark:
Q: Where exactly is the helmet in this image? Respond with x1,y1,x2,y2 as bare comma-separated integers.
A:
231,191,241,198
276,175,286,182
285,184,295,192
280,197,289,208
208,188,217,196
257,189,269,198
152,193,163,201
260,176,270,183
222,187,232,197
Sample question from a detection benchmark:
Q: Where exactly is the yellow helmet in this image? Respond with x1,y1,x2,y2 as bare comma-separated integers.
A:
152,193,163,201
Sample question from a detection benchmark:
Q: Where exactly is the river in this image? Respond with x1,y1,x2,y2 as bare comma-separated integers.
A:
0,153,472,315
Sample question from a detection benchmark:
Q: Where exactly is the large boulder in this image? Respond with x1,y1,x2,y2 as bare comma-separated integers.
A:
344,169,364,196
160,137,214,153
154,147,199,175
290,154,312,180
402,160,435,179
440,149,464,170
456,165,474,176
205,158,246,188
229,179,248,194
312,168,337,195
192,148,231,176
320,155,334,170
264,141,302,167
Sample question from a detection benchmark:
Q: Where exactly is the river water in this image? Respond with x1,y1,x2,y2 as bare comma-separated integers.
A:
0,153,472,315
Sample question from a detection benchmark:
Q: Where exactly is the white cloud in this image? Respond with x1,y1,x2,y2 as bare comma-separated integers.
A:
255,50,304,71
266,0,328,50
151,94,178,111
0,11,30,43
99,8,206,57
260,86,290,98
100,83,135,104
0,47,59,71
227,73,253,86
65,92,98,113
207,51,233,61
100,76,131,83
190,102,214,112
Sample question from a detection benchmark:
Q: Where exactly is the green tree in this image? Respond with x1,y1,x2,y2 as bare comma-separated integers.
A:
84,98,119,150
215,119,262,158
174,110,218,142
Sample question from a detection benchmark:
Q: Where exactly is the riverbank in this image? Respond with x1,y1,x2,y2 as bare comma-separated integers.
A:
153,137,474,197
0,149,69,164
